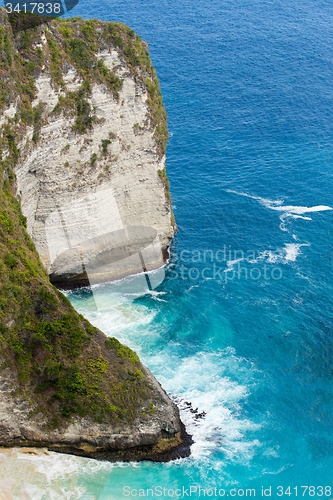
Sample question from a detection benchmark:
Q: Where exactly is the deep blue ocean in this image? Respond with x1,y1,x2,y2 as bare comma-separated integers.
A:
5,0,333,497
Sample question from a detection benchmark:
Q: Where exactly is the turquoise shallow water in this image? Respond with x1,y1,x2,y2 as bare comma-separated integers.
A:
3,0,333,497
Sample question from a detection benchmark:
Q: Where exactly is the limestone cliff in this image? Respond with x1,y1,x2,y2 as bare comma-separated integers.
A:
0,11,190,461
1,11,176,288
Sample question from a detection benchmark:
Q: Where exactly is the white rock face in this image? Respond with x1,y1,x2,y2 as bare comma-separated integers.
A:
7,37,174,285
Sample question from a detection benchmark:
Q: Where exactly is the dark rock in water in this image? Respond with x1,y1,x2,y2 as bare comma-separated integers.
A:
194,411,206,420
143,422,194,462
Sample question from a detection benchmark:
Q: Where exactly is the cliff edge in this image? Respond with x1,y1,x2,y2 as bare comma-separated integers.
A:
1,10,177,288
0,11,190,461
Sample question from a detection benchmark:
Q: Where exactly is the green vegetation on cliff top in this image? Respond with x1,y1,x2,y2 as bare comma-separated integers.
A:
0,10,168,157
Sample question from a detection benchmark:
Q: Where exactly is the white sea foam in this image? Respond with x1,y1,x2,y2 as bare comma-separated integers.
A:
58,288,271,485
185,284,199,293
0,449,122,499
279,242,309,262
226,189,332,222
224,257,245,272
69,297,264,466
66,292,161,364
151,348,263,465
64,266,167,309
266,203,332,215
284,243,301,261
242,242,309,265
143,290,168,302
252,245,301,263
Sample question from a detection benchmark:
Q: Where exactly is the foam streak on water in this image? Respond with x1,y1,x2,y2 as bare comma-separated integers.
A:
226,189,332,220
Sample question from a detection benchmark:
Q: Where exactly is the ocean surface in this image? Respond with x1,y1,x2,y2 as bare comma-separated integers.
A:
2,0,333,497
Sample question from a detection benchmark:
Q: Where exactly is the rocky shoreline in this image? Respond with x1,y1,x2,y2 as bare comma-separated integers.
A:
0,359,192,462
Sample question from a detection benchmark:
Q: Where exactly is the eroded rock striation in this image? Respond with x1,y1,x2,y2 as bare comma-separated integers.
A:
2,10,176,288
0,11,189,461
